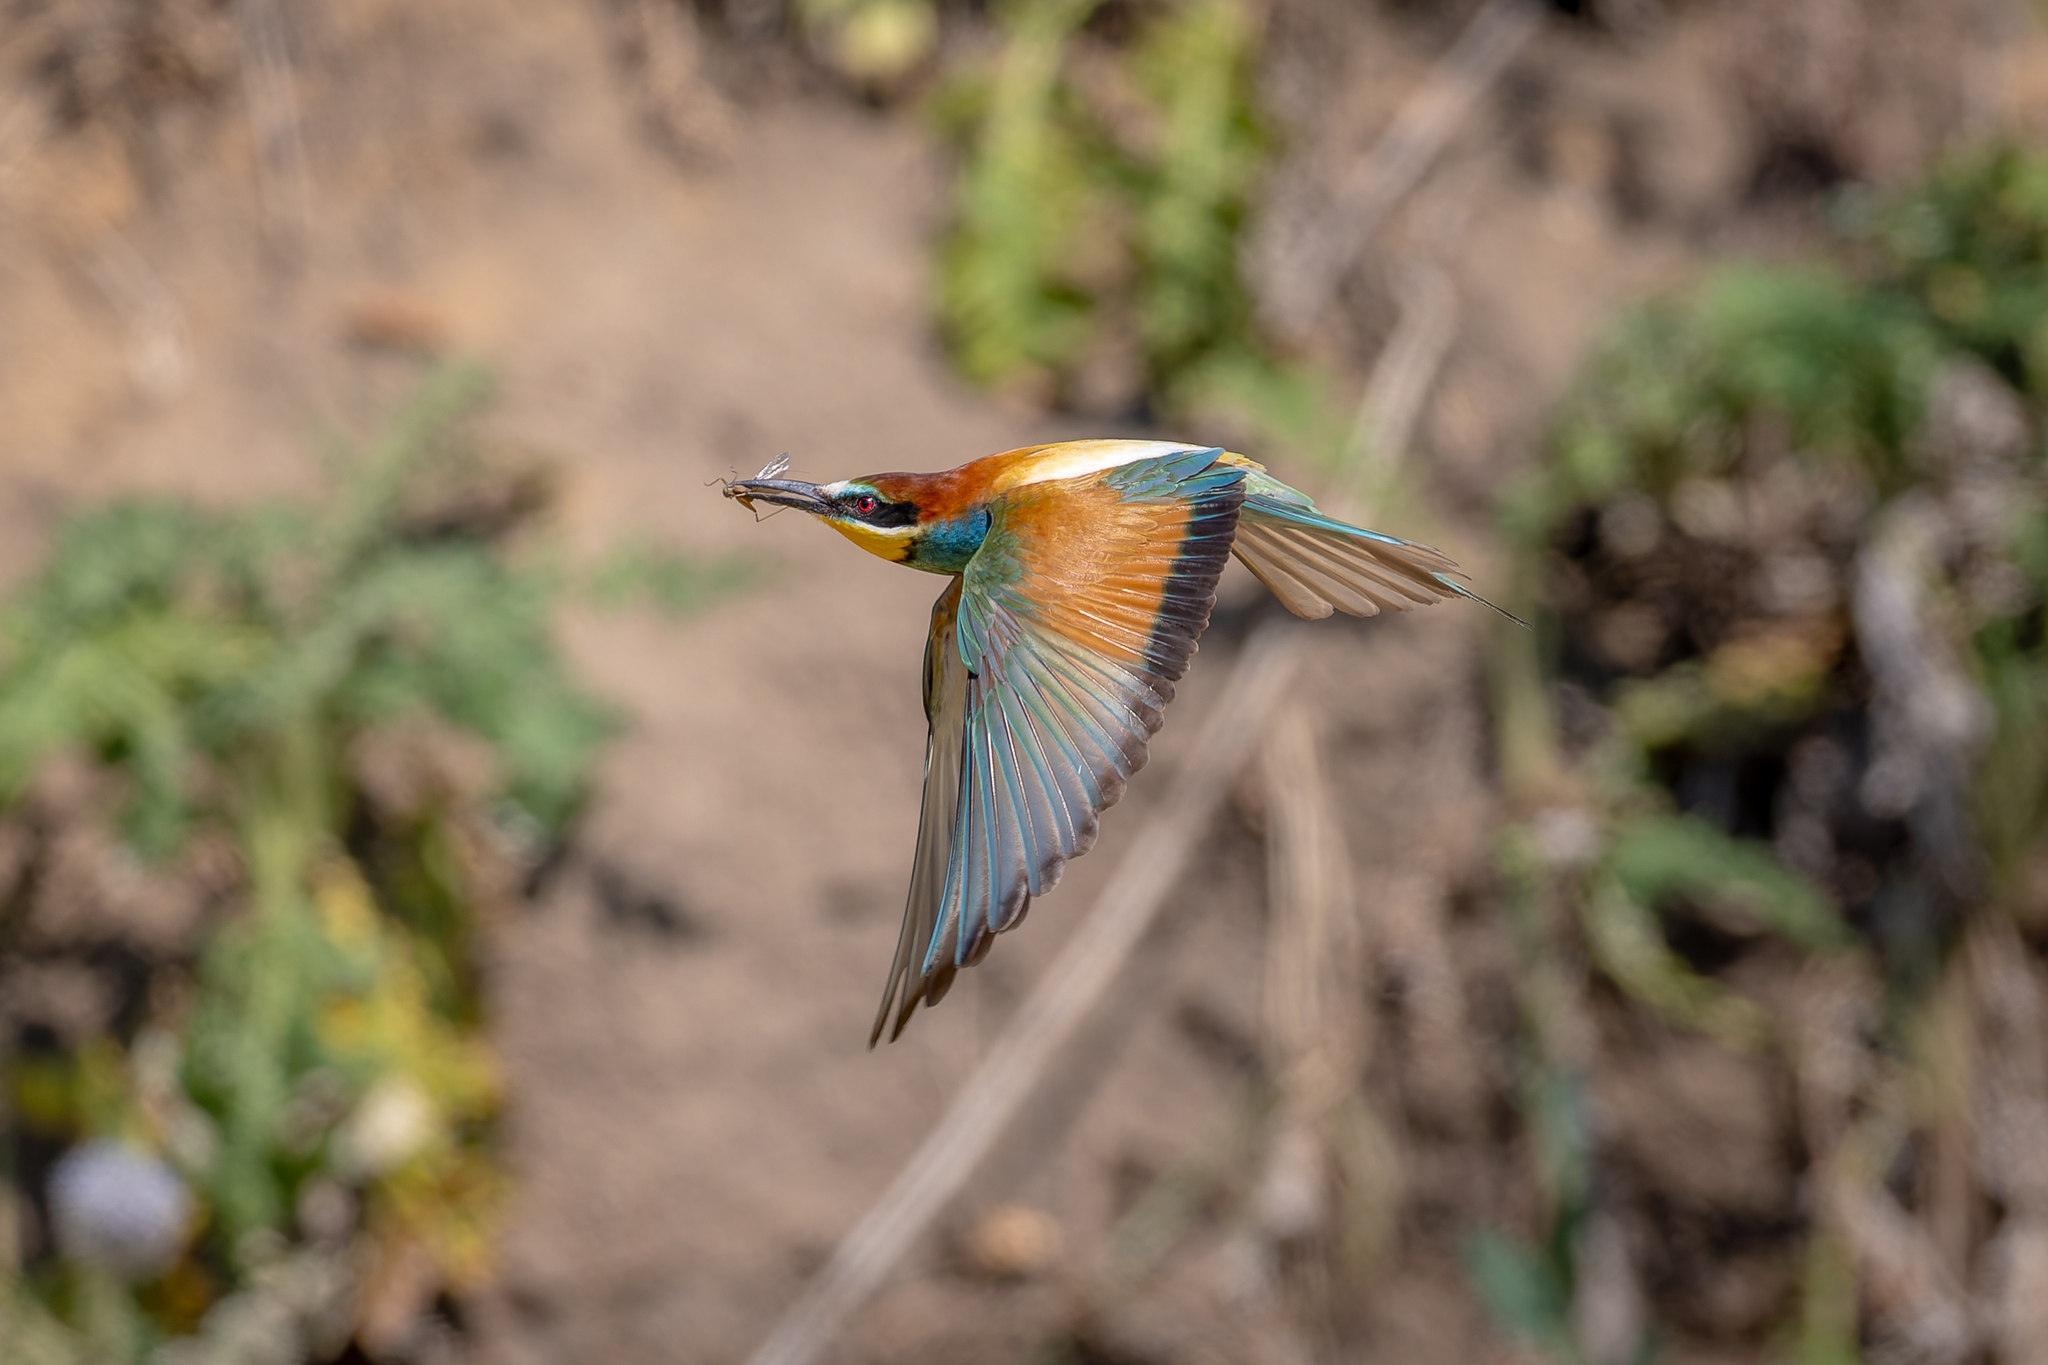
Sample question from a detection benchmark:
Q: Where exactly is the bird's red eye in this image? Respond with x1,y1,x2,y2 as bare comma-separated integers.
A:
855,495,878,514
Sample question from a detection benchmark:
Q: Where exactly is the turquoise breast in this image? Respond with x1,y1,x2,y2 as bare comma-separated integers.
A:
908,509,992,575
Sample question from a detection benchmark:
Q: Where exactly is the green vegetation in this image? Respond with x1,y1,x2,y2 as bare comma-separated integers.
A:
0,368,733,1362
934,0,1284,421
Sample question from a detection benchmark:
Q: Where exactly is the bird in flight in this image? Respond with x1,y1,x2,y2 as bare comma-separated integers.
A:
725,440,1494,1043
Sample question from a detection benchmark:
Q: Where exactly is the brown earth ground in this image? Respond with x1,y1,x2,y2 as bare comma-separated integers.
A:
2,1,2041,1361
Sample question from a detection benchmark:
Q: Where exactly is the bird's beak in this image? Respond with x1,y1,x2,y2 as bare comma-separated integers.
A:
725,477,831,515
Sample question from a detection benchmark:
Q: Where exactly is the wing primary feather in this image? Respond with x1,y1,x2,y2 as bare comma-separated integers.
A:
1014,708,1095,862
1241,494,1461,567
1236,524,1372,615
1271,524,1444,606
961,712,998,966
1037,659,1149,778
921,731,975,980
1038,618,1162,709
995,682,1075,884
929,729,976,978
1066,643,1168,722
934,720,989,974
1021,667,1115,810
868,730,940,1045
1043,640,1164,758
985,702,1034,945
913,960,958,1029
984,697,1044,906
872,579,970,1046
1012,650,1119,813
1239,497,1524,624
1012,683,1088,855
1232,536,1337,619
966,702,1025,964
1234,523,1388,618
1263,531,1403,616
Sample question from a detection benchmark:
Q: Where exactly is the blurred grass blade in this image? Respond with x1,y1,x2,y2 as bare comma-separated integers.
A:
1606,816,1848,952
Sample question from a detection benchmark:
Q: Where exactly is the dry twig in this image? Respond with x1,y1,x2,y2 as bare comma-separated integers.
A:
1347,262,1458,479
82,232,190,401
1249,705,1363,1256
234,0,313,250
1248,0,1542,344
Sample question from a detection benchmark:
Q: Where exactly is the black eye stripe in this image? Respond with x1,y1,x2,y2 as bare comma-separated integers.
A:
868,500,918,527
842,493,918,527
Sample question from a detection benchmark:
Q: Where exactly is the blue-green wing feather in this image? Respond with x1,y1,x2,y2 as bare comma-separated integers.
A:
869,578,969,1044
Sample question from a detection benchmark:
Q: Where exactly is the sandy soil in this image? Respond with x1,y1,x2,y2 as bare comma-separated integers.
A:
1,0,2026,1360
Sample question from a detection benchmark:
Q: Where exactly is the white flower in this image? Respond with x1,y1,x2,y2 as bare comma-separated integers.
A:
336,1078,436,1176
48,1141,191,1279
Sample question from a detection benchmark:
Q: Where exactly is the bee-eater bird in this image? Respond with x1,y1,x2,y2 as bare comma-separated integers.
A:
725,440,1494,1043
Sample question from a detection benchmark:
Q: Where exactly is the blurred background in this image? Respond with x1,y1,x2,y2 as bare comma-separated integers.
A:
2,1,2047,1362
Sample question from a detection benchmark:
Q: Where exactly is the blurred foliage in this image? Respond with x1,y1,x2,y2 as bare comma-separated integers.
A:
1603,815,1845,954
934,0,1290,421
1502,150,2048,550
1497,263,1938,542
935,0,1105,392
0,368,609,851
1482,144,2048,1363
0,366,736,1363
1464,1227,1588,1365
1845,143,2048,397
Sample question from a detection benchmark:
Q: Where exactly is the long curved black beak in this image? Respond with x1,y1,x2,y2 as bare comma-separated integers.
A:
725,477,831,515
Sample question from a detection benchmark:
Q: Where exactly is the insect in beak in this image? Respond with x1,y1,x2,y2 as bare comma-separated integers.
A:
723,454,831,518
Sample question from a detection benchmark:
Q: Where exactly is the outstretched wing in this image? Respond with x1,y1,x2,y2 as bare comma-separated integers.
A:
1219,458,1490,620
871,446,1245,1043
870,577,967,1045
